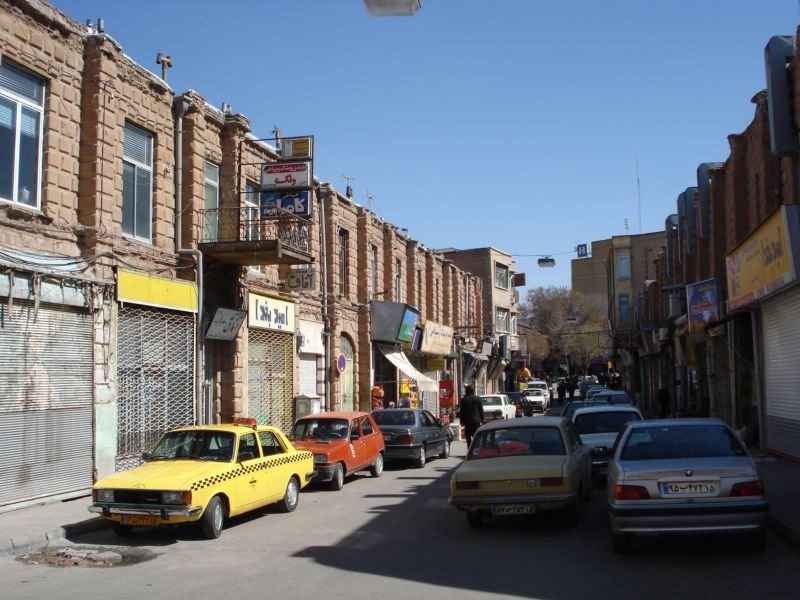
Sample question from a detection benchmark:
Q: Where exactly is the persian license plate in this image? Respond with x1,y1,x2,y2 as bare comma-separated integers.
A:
491,504,535,516
661,481,718,496
120,515,159,526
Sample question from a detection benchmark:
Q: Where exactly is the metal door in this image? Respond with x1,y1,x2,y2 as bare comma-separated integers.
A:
248,329,293,432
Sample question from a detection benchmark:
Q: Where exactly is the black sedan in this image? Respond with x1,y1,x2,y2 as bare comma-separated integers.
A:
372,408,452,468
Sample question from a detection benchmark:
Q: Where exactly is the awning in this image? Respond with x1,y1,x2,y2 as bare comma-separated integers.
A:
376,344,438,393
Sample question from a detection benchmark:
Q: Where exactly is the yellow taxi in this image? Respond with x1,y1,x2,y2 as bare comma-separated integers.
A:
88,419,315,538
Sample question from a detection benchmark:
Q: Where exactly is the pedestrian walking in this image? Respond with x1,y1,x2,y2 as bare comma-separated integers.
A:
557,380,565,405
657,386,670,418
459,385,484,448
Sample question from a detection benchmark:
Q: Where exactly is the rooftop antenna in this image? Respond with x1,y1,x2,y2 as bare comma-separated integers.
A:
365,188,378,212
342,173,355,199
624,218,629,233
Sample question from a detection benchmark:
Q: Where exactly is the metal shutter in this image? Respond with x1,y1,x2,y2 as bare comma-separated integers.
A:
248,329,293,433
0,300,93,509
762,288,800,460
117,305,195,471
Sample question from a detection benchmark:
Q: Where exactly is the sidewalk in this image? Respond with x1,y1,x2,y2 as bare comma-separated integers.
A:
1,455,799,556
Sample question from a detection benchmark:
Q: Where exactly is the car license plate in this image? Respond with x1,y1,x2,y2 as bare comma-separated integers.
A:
491,504,535,515
120,515,158,526
661,481,718,496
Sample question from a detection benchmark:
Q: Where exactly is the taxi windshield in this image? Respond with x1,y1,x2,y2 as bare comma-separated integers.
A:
149,430,235,462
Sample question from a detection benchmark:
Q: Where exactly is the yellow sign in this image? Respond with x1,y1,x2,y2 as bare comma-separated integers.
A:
117,270,198,313
726,207,797,310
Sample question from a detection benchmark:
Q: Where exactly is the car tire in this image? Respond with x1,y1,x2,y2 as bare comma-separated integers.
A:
278,476,300,513
466,512,483,528
743,530,767,552
439,440,450,459
612,532,632,554
112,523,133,537
370,454,384,478
329,463,345,491
414,445,427,468
201,495,225,539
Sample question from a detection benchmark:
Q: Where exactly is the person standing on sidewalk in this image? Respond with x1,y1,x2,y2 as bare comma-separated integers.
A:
459,385,484,448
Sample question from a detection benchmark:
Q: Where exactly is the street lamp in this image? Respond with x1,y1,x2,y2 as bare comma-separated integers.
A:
364,0,421,16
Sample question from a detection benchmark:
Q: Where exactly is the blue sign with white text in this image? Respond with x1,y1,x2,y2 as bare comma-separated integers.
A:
260,191,311,217
577,244,588,258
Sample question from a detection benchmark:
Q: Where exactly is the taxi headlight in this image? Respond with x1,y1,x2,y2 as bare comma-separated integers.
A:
96,489,114,503
314,454,328,465
162,491,192,505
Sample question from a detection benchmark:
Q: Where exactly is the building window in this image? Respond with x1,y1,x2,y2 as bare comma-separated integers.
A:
495,307,510,333
338,228,349,296
0,61,44,209
203,161,220,241
619,294,631,323
616,249,630,279
395,258,402,302
495,262,509,289
122,123,153,241
244,181,259,241
370,244,378,299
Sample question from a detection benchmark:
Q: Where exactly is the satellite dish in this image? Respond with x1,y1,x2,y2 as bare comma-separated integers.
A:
538,257,556,268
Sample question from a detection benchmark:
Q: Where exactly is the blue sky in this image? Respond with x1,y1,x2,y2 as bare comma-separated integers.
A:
51,0,800,293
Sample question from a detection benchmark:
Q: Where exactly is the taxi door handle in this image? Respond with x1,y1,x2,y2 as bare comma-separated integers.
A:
249,478,257,485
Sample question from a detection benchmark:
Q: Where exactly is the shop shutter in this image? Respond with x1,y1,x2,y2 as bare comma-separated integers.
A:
248,329,294,433
762,288,800,460
117,305,195,471
0,300,93,509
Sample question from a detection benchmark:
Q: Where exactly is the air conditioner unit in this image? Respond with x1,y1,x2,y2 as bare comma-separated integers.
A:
657,328,670,343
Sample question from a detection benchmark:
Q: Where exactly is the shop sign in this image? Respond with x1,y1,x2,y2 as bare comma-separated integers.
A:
248,293,295,332
686,278,720,336
419,321,453,355
726,206,799,310
297,319,324,355
260,190,311,217
117,269,198,313
260,161,312,191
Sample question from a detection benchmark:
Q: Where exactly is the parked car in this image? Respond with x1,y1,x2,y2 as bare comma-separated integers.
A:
522,388,549,413
561,400,617,419
89,419,316,539
605,418,769,553
586,386,611,400
524,379,550,398
580,381,604,399
449,416,592,527
371,408,452,468
289,411,385,490
570,405,643,478
592,390,633,404
479,394,517,420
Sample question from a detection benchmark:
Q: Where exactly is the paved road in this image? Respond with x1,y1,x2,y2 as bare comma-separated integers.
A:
1,441,798,600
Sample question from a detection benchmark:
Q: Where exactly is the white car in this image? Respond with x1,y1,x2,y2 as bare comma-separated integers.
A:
570,405,643,477
522,388,549,413
479,394,517,420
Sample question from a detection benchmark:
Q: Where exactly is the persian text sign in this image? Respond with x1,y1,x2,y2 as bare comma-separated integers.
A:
419,321,453,355
726,206,797,310
260,190,311,217
248,293,295,332
260,162,312,191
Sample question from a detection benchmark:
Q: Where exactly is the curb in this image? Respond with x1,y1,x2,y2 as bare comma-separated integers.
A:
1,517,110,558
768,514,800,551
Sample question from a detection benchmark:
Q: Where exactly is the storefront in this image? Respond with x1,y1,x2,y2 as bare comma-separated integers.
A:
416,320,453,418
0,272,100,511
248,293,295,432
115,270,197,471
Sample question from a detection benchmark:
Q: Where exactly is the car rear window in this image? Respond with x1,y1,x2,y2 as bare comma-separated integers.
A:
480,397,502,407
372,410,416,426
468,426,566,459
620,424,747,460
574,411,641,435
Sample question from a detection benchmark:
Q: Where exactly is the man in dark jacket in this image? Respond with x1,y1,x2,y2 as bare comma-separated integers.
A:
459,385,484,448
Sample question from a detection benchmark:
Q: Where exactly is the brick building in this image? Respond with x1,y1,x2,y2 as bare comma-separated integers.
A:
0,0,483,511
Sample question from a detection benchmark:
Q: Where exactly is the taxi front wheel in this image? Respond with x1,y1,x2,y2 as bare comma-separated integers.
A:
201,496,224,539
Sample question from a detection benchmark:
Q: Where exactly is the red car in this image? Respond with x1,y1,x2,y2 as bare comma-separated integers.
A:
289,411,385,490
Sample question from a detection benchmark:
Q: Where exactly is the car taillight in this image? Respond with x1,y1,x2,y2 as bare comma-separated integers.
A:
395,434,413,443
731,480,765,497
615,484,650,500
539,477,564,487
456,481,480,490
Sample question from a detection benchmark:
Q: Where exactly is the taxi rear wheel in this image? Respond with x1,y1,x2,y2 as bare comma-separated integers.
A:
329,463,345,490
370,453,384,477
201,496,224,539
278,476,300,512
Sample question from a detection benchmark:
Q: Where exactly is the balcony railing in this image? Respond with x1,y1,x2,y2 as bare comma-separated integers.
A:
198,206,313,266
